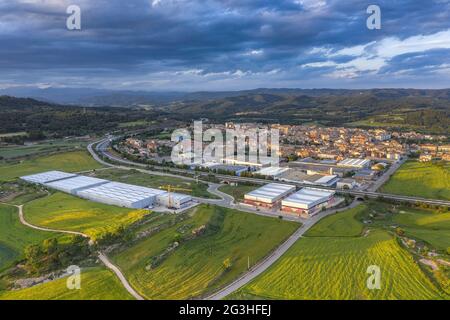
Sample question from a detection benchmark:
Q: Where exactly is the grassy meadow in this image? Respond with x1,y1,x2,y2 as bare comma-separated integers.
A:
0,139,91,160
381,160,450,200
304,205,365,237
219,184,257,202
0,267,134,300
350,201,450,252
24,192,148,240
0,150,102,182
0,204,57,271
230,203,449,300
112,204,299,299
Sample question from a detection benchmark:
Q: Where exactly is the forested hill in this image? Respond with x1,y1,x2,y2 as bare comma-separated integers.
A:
0,96,164,138
167,90,450,134
0,95,51,108
1,89,449,137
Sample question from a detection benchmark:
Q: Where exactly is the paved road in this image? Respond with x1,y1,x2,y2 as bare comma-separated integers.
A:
366,157,407,192
193,184,305,223
90,138,450,207
86,137,450,299
89,140,304,221
10,203,145,301
205,200,362,300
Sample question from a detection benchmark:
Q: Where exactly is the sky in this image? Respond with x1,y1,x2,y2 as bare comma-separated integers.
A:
1,0,450,91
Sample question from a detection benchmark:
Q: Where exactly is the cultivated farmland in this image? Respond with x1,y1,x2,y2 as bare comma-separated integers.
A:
0,267,134,300
381,160,450,200
0,150,102,182
112,204,299,299
24,192,148,240
230,203,449,300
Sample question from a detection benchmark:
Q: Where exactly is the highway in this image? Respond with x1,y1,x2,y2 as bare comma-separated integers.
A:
89,138,450,208
85,136,450,300
89,140,305,222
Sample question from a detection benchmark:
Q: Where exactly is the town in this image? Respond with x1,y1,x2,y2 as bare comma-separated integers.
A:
117,122,450,197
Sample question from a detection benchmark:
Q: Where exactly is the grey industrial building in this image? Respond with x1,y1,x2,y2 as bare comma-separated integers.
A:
20,171,192,210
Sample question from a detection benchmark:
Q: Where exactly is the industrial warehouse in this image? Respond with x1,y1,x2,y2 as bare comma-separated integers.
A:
20,170,77,184
243,183,340,217
281,188,336,218
243,183,296,208
45,176,108,195
20,171,193,210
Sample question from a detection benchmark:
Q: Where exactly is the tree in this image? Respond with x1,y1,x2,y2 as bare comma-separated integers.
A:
23,244,43,273
42,238,58,254
223,258,232,270
395,227,405,236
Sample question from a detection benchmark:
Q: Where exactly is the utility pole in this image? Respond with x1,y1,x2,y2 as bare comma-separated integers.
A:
247,256,250,270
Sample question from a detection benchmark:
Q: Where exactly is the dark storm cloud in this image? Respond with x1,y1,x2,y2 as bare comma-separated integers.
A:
0,0,450,90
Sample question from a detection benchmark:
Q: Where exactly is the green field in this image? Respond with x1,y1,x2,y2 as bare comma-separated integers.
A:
93,168,218,199
346,114,420,130
0,267,134,300
118,120,155,128
304,205,365,237
112,204,299,299
24,193,148,240
356,201,450,252
381,161,450,200
219,184,257,202
0,139,90,160
231,204,449,300
0,204,56,271
0,150,102,182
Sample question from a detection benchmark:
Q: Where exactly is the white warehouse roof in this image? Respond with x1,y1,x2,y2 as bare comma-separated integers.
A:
45,176,108,194
256,167,290,177
314,175,338,186
21,170,193,210
282,188,335,210
78,181,167,209
20,171,77,184
245,183,296,204
337,158,371,168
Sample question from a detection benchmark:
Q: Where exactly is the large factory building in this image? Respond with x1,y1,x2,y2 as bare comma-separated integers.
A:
20,171,192,210
77,181,166,209
243,183,296,209
45,176,109,195
281,188,335,218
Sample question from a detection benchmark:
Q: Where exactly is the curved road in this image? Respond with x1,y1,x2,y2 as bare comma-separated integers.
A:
205,200,361,300
11,203,144,300
90,138,450,207
86,137,449,299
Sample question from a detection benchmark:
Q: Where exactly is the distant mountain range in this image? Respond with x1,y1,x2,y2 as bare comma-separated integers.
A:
166,89,450,133
3,86,450,108
1,87,449,134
